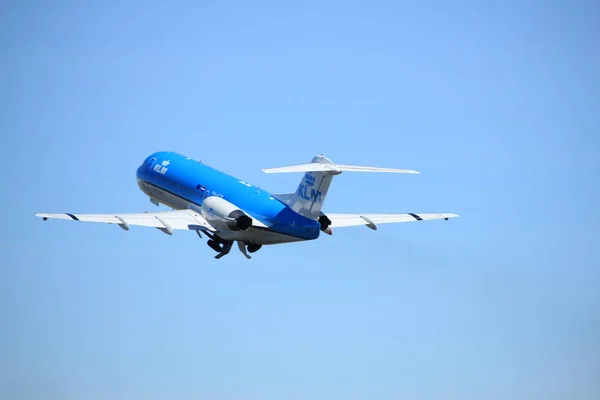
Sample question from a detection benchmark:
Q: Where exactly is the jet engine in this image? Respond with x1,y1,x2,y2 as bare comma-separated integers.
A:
200,196,253,231
318,214,332,235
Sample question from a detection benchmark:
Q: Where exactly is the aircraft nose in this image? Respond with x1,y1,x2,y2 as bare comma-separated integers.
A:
136,156,152,179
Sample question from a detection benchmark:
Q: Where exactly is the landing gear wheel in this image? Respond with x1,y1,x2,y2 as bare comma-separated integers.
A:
247,243,262,253
207,239,223,253
215,240,233,259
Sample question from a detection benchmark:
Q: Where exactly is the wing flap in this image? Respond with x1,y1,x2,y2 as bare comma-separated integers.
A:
328,213,459,228
35,210,216,232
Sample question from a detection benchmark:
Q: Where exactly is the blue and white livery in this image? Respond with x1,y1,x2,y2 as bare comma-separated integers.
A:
36,152,459,259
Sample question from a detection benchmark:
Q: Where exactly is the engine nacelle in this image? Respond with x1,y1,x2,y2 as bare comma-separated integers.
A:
200,196,253,231
319,214,332,235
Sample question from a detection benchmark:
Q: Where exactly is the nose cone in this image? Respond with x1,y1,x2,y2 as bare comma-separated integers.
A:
136,164,144,180
137,155,153,181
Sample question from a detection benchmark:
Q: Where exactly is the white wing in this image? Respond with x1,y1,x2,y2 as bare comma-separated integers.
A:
35,209,216,235
328,213,459,229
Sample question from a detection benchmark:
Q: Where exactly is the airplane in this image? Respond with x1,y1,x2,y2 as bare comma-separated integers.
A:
36,152,459,259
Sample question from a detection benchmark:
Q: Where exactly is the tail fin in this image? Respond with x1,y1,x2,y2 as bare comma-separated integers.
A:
284,155,335,219
264,155,419,219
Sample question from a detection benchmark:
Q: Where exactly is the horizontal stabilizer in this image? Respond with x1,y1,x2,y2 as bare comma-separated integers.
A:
335,164,420,174
262,161,420,174
262,163,341,174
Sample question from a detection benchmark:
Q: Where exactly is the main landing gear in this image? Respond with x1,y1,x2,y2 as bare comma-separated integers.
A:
214,240,233,259
207,239,223,253
201,232,262,259
205,236,232,259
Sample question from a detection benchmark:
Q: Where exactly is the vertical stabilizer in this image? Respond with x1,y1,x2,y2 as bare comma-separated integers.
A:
288,155,338,219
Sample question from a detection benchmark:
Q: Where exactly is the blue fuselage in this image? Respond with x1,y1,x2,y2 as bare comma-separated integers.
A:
136,151,321,240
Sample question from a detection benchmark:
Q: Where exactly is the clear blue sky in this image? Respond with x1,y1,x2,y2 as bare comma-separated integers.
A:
1,1,599,399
